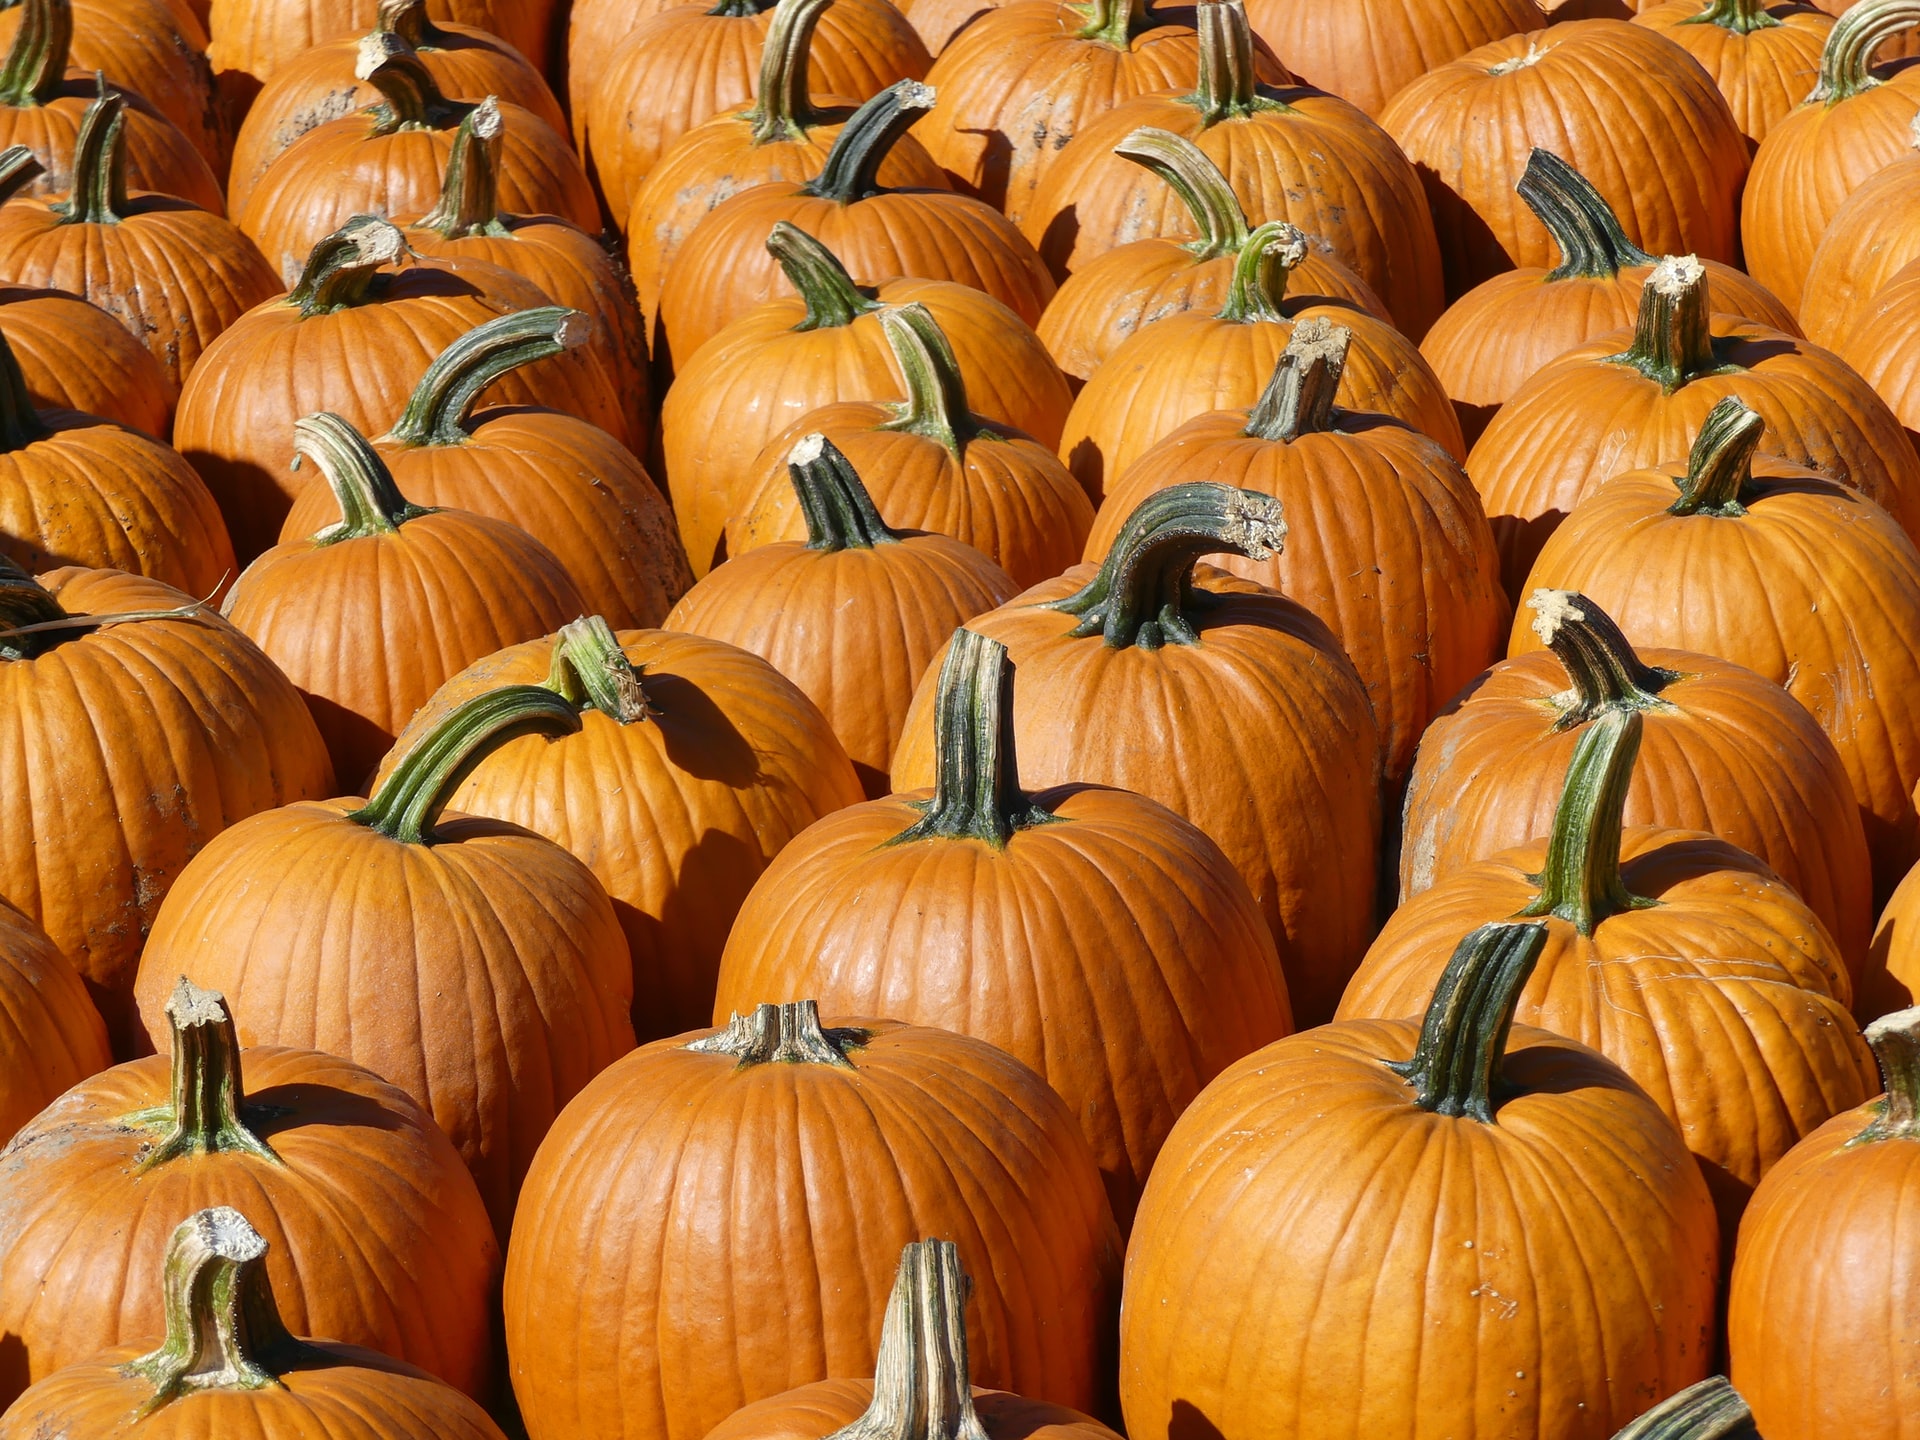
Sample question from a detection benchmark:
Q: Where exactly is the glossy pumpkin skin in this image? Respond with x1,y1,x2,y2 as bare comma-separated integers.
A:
503,1012,1122,1440
1869,859,1920,1013
1381,21,1750,297
1839,257,1920,447
0,903,107,1145
0,82,222,215
1632,0,1834,148
0,285,175,437
0,567,334,1050
1801,152,1920,351
709,1380,1121,1440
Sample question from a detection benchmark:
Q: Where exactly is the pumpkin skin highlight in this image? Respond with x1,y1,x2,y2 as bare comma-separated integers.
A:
0,283,176,437
0,902,107,1146
1801,137,1920,352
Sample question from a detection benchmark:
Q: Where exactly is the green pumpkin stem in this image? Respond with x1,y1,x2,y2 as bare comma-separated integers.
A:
542,615,652,723
1811,0,1920,104
137,980,280,1171
1076,0,1154,47
707,0,772,16
769,221,883,330
687,999,868,1069
59,81,128,225
1188,0,1275,123
1115,127,1251,261
389,306,586,447
824,1241,992,1440
876,303,981,456
1516,709,1658,935
787,433,899,550
1683,0,1779,34
120,1209,306,1413
1245,317,1348,441
1609,1377,1758,1440
294,413,430,542
1517,150,1653,281
1857,1007,1920,1142
1612,255,1727,394
0,144,45,206
1047,482,1286,649
1668,397,1764,516
1218,221,1308,324
351,684,584,844
0,0,74,107
414,99,510,238
1525,590,1678,726
377,0,451,47
802,80,934,205
1387,921,1550,1123
357,29,467,133
288,216,411,317
0,324,46,453
891,629,1054,849
750,0,833,143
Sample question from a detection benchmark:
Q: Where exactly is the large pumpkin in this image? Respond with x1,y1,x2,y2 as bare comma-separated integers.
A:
503,1001,1122,1440
891,482,1380,1027
0,279,175,436
713,627,1291,1225
1800,120,1920,349
0,981,496,1405
0,903,107,1146
1121,919,1721,1438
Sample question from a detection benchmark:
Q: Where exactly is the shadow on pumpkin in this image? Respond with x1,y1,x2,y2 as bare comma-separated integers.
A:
244,1081,411,1140
1167,1398,1228,1440
616,824,767,1043
645,670,762,788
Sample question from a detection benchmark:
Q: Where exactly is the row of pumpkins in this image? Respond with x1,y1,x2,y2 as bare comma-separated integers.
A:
0,0,1916,1436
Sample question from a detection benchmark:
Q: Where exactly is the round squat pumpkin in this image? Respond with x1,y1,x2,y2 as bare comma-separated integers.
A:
0,276,176,436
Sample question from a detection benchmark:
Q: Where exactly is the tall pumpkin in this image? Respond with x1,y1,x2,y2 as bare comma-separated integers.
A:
0,903,107,1146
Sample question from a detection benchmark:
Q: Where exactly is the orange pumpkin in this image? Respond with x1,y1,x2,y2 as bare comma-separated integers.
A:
713,627,1291,1224
1633,0,1834,148
1086,319,1505,789
369,617,866,1037
726,301,1093,587
1800,117,1920,349
0,280,175,436
0,980,497,1405
1121,920,1720,1439
0,902,107,1145
1837,255,1920,448
1870,855,1920,1013
1381,19,1750,298
891,482,1381,1027
504,1001,1122,1440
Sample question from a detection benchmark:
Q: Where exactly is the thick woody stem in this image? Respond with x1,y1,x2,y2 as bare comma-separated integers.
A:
1667,397,1765,517
1516,709,1659,935
1811,0,1920,104
1525,590,1679,726
1387,921,1551,1123
687,1000,869,1068
1245,317,1348,441
803,81,935,205
1517,150,1654,281
542,615,653,724
824,1241,993,1440
1858,1006,1920,1142
769,222,883,330
389,307,587,447
136,979,280,1171
1114,127,1251,261
750,0,834,142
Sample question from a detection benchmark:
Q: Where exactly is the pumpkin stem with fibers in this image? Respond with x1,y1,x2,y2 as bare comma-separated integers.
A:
135,979,281,1171
788,433,899,551
876,303,983,456
121,1208,308,1413
751,0,833,143
389,306,587,448
1387,921,1550,1123
1076,0,1158,47
415,99,510,238
1609,1376,1758,1440
1857,1006,1920,1142
1187,0,1279,124
288,216,411,317
542,615,653,725
0,145,44,206
824,1240,993,1440
292,412,431,543
0,0,74,107
803,81,935,205
357,29,468,133
59,81,129,226
1218,221,1309,324
891,629,1055,849
1246,317,1348,441
1517,149,1653,281
1115,127,1251,262
1668,397,1765,517
1047,482,1287,649
1526,590,1678,727
0,322,46,453
1684,0,1779,34
1811,0,1920,104
769,222,882,331
1610,255,1730,394
377,0,451,48
350,684,584,845
688,999,869,1069
1516,709,1658,935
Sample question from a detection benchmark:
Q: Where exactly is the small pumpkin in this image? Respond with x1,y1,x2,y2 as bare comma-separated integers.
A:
0,280,175,436
0,902,107,1146
726,301,1093,587
713,627,1291,1224
0,1207,509,1439
891,482,1381,1027
1632,0,1834,148
0,980,497,1405
504,1000,1122,1440
1121,920,1721,1439
1800,115,1920,349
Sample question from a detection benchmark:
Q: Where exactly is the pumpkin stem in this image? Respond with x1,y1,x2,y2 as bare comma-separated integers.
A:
802,80,935,205
1115,127,1251,261
1857,1007,1920,1142
414,99,511,238
708,0,773,16
1516,709,1658,936
0,144,45,206
1610,1377,1758,1439
769,221,883,330
1525,589,1678,727
0,322,47,453
824,1241,993,1440
1187,0,1278,123
377,0,451,48
57,79,129,225
875,303,981,456
0,556,67,660
351,683,584,844
542,614,653,724
292,412,431,542
120,1208,307,1412
1517,149,1653,281
1046,482,1286,649
137,979,281,1171
1218,221,1308,324
389,306,587,447
1612,255,1728,395
357,29,468,134
1810,0,1920,104
787,433,899,550
687,999,869,1068
288,216,411,317
1668,396,1764,516
890,629,1054,849
750,0,832,143
1075,0,1156,47
0,0,73,108
1245,317,1348,441
1683,0,1779,35
1386,921,1550,1123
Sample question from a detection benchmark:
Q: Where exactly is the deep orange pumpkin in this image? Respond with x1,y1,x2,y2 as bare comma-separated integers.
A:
1837,255,1920,449
1800,120,1920,349
1870,856,1920,1013
0,280,175,436
1633,0,1834,147
0,902,107,1145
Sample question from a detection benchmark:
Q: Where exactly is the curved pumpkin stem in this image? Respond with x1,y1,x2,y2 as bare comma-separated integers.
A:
1517,150,1653,282
1075,0,1159,47
138,979,281,1171
1683,0,1780,35
293,412,430,542
751,0,833,143
389,306,587,447
357,29,468,134
876,303,982,457
1189,0,1281,123
825,1241,993,1440
803,80,935,205
1811,0,1920,104
1525,590,1678,728
769,222,883,331
1611,255,1731,395
0,0,74,108
0,145,45,206
1860,1007,1920,1141
351,683,584,844
688,999,869,1067
414,99,510,239
1246,317,1347,442
1516,709,1658,936
378,0,453,48
0,557,66,659
289,216,411,317
1047,482,1286,649
1609,1377,1757,1440
890,629,1055,849
0,324,46,453
1115,127,1251,262
121,1208,307,1413
788,434,899,551
1668,397,1765,516
1387,921,1550,1123
542,615,653,724
1218,221,1308,324
58,81,129,225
